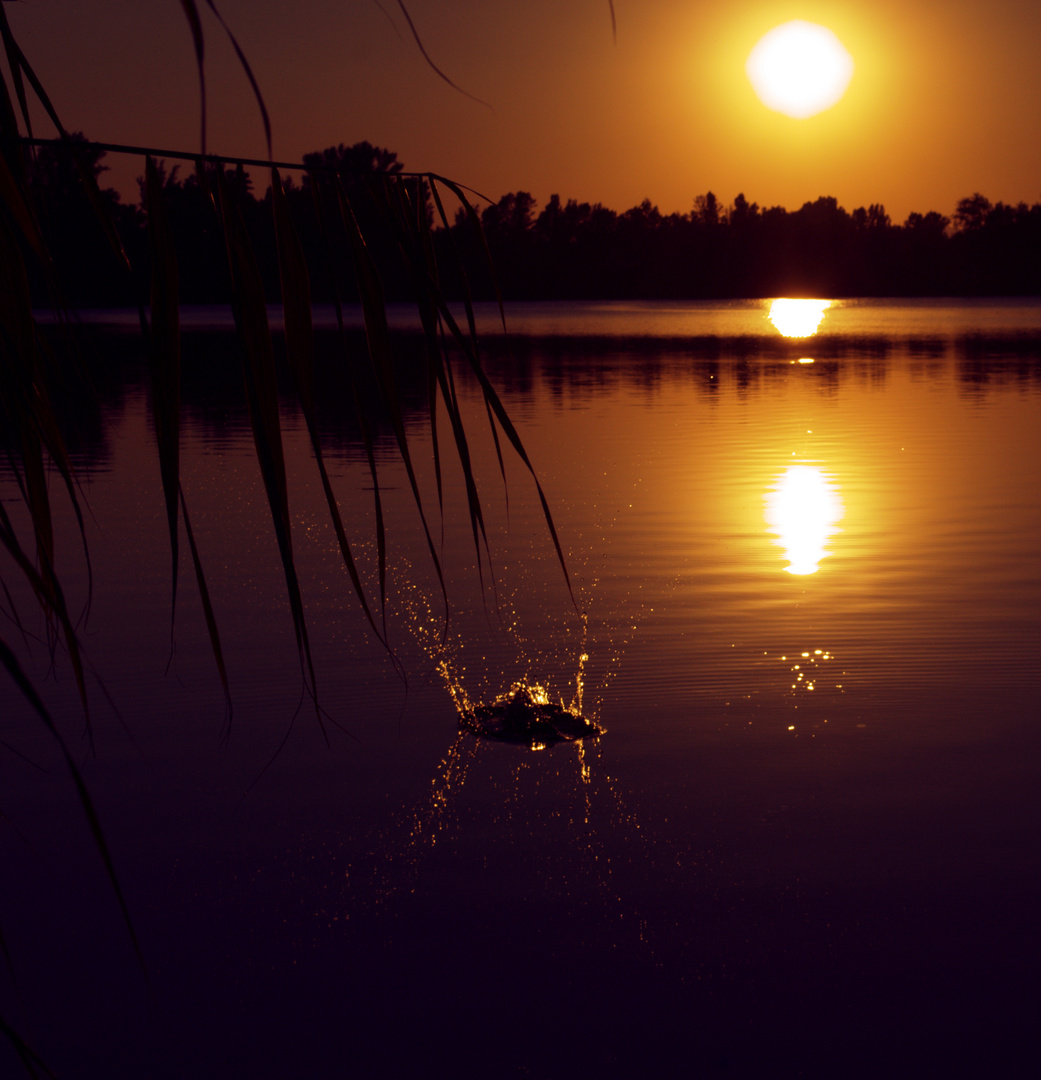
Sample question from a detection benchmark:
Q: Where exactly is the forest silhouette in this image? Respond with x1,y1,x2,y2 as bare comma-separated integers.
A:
29,136,1041,306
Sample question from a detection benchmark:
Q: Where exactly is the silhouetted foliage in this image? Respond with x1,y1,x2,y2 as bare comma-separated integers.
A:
27,134,144,304
452,187,1041,300
24,138,1041,304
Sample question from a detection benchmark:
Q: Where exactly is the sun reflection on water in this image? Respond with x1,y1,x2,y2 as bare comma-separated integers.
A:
768,298,832,337
765,465,844,574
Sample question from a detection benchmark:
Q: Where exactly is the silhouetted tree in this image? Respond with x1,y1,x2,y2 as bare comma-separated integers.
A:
954,193,992,232
24,144,1041,303
28,134,144,304
693,191,723,227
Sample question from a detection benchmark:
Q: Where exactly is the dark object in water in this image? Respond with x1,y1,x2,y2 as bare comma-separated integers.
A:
461,682,603,750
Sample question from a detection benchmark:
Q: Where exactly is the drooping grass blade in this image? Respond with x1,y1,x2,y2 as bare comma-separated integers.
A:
0,203,53,581
427,174,521,533
177,0,207,154
200,1,272,158
213,164,323,731
17,419,53,595
428,177,508,513
380,175,572,611
430,174,573,601
0,499,92,743
20,331,95,623
336,175,450,630
144,156,182,627
307,172,391,635
0,211,94,729
0,4,32,142
179,483,232,732
393,1,492,110
428,174,509,336
142,157,230,718
270,167,389,653
402,219,575,607
383,175,495,601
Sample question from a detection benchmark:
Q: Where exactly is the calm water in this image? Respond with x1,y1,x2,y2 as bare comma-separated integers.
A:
2,300,1040,1077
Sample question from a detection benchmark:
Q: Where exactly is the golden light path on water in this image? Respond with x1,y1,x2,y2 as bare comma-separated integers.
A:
768,298,832,337
765,465,844,575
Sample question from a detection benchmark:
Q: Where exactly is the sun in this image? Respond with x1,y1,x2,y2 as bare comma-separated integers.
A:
746,21,854,119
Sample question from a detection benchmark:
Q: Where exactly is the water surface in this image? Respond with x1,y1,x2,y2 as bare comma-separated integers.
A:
2,300,1040,1077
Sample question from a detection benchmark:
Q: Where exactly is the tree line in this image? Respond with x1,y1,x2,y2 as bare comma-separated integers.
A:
27,137,1041,305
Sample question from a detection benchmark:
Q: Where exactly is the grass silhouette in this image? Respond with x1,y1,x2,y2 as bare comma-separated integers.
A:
0,4,577,1071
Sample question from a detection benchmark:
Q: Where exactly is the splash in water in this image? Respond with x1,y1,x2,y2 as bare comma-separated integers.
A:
457,676,603,751
435,614,602,751
437,662,603,752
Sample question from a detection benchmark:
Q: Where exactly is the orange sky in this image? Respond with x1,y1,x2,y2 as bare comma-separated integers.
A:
7,1,1041,222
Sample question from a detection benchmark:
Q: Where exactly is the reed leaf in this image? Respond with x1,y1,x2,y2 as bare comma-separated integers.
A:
0,211,59,636
16,332,95,621
428,178,508,507
17,420,52,590
428,173,510,335
394,1,492,110
427,174,520,528
177,0,207,154
0,575,29,648
430,179,511,538
386,176,495,599
0,498,92,742
0,4,32,143
427,175,572,599
179,483,232,731
270,170,314,410
400,231,575,607
425,314,445,546
199,1,272,158
377,174,570,606
0,53,27,193
461,342,575,606
213,165,322,729
144,155,181,623
383,177,450,520
0,181,94,634
336,175,450,627
141,157,231,718
271,167,388,652
307,173,390,631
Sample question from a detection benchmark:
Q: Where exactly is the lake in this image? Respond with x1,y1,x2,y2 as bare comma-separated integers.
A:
2,299,1040,1078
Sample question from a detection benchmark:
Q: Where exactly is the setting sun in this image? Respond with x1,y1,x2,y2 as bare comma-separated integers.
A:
746,21,855,119
768,298,832,337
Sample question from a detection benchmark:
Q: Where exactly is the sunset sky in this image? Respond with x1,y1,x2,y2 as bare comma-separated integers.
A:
7,0,1041,222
